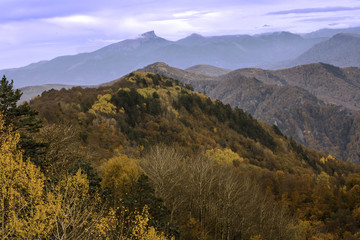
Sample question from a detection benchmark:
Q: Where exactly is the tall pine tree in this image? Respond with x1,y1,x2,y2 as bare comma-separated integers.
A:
0,75,46,166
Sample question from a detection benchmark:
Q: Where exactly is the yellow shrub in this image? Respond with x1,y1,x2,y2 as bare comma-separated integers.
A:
205,148,244,165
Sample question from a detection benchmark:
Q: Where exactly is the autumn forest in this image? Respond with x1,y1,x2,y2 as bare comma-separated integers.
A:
2,72,360,240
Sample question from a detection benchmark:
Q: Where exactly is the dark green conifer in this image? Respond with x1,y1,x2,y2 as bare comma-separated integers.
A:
0,75,47,166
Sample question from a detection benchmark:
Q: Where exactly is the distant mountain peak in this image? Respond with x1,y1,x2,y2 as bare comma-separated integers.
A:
146,62,169,68
188,33,205,38
260,31,293,36
140,31,158,39
185,64,231,77
260,31,302,40
176,33,206,45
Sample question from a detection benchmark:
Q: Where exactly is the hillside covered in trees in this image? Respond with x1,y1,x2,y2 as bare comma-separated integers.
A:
139,62,360,164
2,73,360,239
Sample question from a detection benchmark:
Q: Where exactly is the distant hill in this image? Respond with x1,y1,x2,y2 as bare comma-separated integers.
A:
207,69,360,164
138,62,219,94
185,64,231,77
285,33,360,68
303,26,360,38
140,62,360,163
19,84,75,103
235,63,360,111
18,63,226,105
1,31,173,88
29,70,352,172
0,31,324,88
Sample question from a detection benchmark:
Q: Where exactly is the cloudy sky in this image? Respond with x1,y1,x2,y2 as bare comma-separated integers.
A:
1,0,360,69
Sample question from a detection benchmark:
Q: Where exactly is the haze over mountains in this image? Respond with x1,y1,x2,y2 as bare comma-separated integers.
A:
4,27,360,89
19,84,74,103
283,33,360,68
302,26,360,38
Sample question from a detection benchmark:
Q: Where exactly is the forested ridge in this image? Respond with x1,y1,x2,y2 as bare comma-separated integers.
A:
139,62,360,164
2,73,360,239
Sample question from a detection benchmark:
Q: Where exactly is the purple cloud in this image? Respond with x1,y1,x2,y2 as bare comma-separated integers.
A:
297,16,350,23
268,6,360,15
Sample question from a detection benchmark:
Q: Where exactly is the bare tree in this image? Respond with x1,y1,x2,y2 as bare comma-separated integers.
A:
140,145,186,221
141,146,297,239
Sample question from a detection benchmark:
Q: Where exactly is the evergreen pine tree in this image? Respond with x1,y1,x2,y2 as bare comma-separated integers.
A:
0,75,47,166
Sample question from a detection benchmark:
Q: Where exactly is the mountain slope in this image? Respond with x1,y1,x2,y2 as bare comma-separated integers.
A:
137,62,218,92
2,31,173,88
185,64,231,77
236,63,360,111
29,70,358,171
139,62,360,163
287,33,360,67
28,71,304,169
304,26,360,38
208,70,360,163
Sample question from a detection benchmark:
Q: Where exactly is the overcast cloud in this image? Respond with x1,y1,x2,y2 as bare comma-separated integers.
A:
268,6,360,15
1,0,360,69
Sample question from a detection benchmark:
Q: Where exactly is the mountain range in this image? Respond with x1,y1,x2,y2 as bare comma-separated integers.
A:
139,62,360,163
15,60,360,164
283,33,360,68
0,29,341,88
302,26,360,38
3,28,360,89
5,27,360,163
232,63,360,111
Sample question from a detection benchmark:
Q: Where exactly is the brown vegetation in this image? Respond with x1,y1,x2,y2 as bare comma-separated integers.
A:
1,73,360,239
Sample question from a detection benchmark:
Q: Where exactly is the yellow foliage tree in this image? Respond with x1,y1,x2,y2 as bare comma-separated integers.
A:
319,155,335,164
52,169,102,240
250,235,263,240
91,207,119,239
205,148,243,165
89,94,117,115
317,171,330,187
0,115,58,239
101,154,140,203
137,88,157,98
130,206,172,240
92,206,173,240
